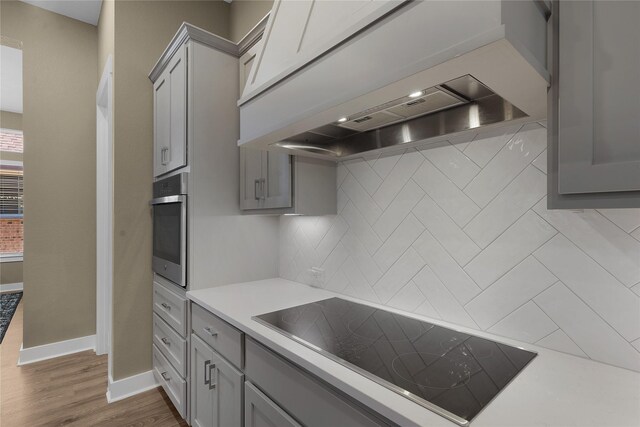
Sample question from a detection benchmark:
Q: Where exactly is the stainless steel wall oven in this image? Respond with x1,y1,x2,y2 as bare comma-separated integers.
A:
151,173,188,287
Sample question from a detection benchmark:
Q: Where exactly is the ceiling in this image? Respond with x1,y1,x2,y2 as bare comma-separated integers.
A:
21,0,103,26
0,45,23,114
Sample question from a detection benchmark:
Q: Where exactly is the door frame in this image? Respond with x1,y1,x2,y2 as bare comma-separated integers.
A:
96,56,113,379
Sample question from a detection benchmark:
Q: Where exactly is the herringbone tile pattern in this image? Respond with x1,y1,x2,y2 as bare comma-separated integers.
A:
279,122,640,372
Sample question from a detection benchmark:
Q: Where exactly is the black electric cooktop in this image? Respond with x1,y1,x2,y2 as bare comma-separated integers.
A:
254,298,536,426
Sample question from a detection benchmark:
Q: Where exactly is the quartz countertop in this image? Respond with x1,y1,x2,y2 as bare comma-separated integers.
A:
187,278,640,427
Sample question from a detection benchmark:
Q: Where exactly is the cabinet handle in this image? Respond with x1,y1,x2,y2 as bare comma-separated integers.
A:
204,360,211,385
203,327,218,337
160,302,171,311
208,363,217,390
161,337,170,346
260,178,266,200
161,147,170,165
161,371,170,382
254,179,260,200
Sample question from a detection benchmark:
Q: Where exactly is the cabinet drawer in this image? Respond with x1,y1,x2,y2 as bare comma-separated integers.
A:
153,281,187,336
245,338,389,427
245,381,301,427
153,344,187,418
192,303,244,369
153,313,187,377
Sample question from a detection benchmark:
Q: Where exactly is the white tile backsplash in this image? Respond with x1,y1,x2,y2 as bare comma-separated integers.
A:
279,123,640,372
488,301,558,343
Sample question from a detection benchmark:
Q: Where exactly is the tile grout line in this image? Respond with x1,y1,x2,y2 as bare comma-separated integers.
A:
541,213,640,290
532,288,593,360
343,158,383,197
595,209,640,236
461,123,527,185
370,179,424,243
417,141,482,190
411,192,481,268
462,226,559,303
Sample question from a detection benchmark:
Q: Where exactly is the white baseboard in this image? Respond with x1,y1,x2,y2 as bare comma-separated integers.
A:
107,371,159,403
0,282,23,293
18,335,96,366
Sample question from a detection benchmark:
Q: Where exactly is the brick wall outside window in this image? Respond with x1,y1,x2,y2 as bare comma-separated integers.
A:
0,218,23,254
0,129,23,153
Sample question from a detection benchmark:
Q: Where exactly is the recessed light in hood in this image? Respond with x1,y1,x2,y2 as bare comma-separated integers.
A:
273,75,528,159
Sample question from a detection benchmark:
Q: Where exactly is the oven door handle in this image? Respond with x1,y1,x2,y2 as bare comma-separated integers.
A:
150,195,186,205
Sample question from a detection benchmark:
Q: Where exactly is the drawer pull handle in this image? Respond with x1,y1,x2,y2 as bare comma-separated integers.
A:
203,327,218,337
161,337,170,346
161,371,170,382
160,303,171,310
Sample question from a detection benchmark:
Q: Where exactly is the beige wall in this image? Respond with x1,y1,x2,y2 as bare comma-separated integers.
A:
229,0,273,42
1,110,23,131
0,1,97,347
1,261,23,284
111,0,230,380
98,0,114,77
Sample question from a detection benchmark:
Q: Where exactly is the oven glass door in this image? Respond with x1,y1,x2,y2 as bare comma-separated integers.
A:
152,195,186,286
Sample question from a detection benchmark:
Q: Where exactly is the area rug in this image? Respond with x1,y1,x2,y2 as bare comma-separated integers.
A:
0,291,22,343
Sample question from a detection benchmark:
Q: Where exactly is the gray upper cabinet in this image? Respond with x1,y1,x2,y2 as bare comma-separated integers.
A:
240,148,292,211
153,44,188,177
550,0,640,208
240,148,337,215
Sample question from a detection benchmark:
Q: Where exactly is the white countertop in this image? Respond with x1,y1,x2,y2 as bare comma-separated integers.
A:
187,278,640,427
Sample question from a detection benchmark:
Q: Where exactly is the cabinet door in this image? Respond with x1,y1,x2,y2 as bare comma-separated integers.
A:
262,150,292,209
153,71,170,177
191,335,216,427
166,44,188,174
240,148,264,210
557,1,640,194
244,381,300,427
213,351,244,427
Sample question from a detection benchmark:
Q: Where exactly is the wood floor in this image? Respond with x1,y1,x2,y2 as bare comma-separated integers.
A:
0,300,188,426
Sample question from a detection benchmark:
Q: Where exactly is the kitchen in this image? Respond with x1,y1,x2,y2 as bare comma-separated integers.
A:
0,1,639,426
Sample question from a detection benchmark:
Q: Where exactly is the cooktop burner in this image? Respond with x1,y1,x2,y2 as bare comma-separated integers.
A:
254,297,536,425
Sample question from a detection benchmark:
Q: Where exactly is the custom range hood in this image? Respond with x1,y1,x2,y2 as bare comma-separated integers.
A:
238,0,551,160
274,75,527,157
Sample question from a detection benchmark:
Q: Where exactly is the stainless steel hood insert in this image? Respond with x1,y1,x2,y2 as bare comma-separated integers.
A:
274,75,527,158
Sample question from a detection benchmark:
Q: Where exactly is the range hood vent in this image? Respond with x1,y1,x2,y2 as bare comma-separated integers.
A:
274,75,527,158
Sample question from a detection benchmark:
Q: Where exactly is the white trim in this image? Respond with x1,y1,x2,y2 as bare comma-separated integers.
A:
96,55,113,373
0,254,23,263
106,371,159,403
0,127,23,135
0,159,23,167
0,282,22,293
18,335,96,366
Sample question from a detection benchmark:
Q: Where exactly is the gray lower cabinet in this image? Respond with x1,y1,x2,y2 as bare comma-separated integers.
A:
244,337,391,427
244,381,301,427
191,333,244,427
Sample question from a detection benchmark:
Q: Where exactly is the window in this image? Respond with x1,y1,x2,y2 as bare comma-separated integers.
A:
0,128,24,258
